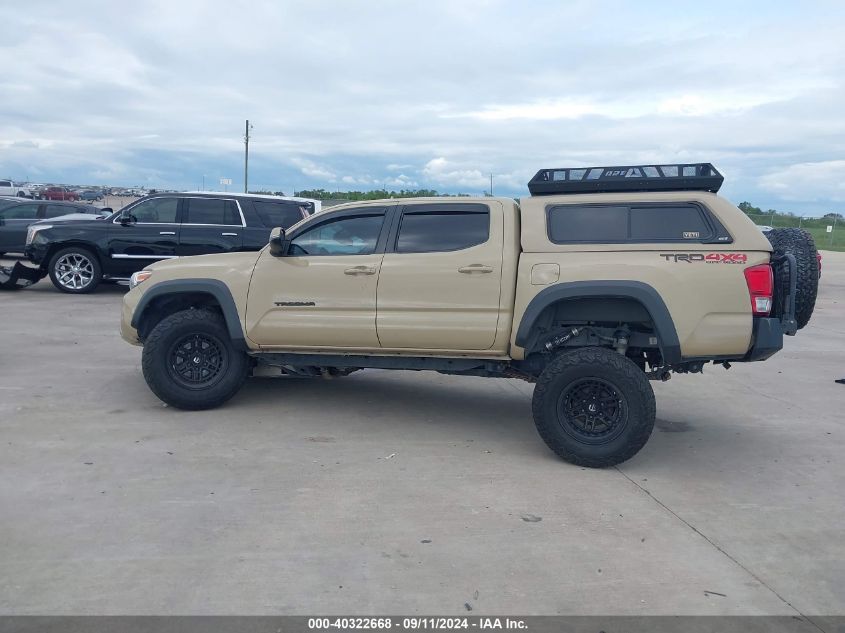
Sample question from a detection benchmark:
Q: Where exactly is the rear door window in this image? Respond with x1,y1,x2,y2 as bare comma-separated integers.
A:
45,204,77,218
0,203,40,220
395,204,490,253
252,200,305,228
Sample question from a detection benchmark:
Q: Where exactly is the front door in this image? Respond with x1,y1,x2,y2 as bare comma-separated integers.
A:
376,202,504,350
246,207,391,349
176,196,244,256
109,197,180,276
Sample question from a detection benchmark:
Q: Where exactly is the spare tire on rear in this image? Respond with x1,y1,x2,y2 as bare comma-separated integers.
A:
765,228,818,329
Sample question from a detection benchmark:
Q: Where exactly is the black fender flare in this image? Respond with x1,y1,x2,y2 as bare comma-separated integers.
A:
130,279,247,350
514,280,682,364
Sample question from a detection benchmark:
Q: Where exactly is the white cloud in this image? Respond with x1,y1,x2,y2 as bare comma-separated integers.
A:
290,158,336,182
759,161,845,203
0,0,842,214
423,158,489,190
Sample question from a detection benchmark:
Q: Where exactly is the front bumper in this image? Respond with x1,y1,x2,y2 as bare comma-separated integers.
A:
24,241,49,266
120,286,143,346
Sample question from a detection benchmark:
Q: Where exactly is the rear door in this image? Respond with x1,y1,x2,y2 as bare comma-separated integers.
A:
239,198,307,251
0,201,43,252
176,196,244,256
44,203,81,219
376,202,504,350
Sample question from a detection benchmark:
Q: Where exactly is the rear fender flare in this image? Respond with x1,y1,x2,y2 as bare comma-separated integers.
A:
514,280,682,364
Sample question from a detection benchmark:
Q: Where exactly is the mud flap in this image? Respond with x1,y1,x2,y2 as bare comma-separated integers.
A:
0,262,47,290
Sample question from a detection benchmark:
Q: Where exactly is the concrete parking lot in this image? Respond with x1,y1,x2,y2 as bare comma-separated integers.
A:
0,253,843,617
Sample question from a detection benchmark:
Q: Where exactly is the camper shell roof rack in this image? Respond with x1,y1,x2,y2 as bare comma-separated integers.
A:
527,163,724,196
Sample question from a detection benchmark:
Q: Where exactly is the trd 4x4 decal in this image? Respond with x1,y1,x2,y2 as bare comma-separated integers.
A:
660,253,748,264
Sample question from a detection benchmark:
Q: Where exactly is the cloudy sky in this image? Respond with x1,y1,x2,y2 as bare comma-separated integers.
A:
1,0,843,215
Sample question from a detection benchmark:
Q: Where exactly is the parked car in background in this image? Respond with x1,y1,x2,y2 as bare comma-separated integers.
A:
78,190,104,201
0,179,33,198
41,186,79,201
25,191,319,293
0,198,108,256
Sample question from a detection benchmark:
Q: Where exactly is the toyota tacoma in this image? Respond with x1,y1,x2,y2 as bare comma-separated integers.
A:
119,164,818,467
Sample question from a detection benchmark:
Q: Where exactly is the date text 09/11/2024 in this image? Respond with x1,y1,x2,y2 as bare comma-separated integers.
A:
307,617,528,630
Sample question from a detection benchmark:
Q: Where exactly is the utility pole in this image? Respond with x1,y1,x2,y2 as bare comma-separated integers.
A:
490,173,493,196
244,119,253,193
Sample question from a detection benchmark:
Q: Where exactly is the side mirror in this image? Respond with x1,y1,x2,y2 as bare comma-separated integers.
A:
119,209,136,225
269,227,288,257
101,207,113,214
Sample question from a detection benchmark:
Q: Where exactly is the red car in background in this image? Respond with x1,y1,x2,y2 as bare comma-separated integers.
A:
40,187,79,201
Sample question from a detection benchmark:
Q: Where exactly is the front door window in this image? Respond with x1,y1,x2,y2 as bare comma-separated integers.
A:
290,215,384,256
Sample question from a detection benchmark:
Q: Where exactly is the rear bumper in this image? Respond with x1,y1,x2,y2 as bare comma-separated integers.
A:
744,318,783,361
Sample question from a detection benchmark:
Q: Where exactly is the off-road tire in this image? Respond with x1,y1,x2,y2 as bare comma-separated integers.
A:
532,347,656,468
48,246,102,294
765,228,818,329
142,309,250,410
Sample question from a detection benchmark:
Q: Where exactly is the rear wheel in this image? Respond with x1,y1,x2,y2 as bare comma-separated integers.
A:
765,228,818,329
532,347,655,467
48,246,102,294
142,309,250,410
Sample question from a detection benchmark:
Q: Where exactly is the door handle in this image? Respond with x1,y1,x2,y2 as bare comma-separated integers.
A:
344,265,377,276
221,232,238,236
159,231,176,235
458,264,493,274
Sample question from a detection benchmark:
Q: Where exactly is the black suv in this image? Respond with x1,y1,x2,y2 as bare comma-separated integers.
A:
25,192,317,293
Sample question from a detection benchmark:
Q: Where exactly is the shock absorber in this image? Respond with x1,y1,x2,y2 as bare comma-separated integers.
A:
544,327,581,352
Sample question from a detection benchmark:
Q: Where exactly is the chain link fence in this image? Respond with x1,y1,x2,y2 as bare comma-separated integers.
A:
745,213,844,251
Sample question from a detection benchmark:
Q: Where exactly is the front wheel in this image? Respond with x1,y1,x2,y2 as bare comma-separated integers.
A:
532,347,656,468
142,309,250,410
48,246,102,293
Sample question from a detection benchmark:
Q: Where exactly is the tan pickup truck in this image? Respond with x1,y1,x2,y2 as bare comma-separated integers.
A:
120,164,818,467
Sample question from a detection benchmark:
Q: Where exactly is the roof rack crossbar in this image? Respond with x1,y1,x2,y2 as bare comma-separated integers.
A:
527,163,724,195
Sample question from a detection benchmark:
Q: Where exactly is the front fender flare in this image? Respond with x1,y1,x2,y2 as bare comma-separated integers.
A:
130,279,247,350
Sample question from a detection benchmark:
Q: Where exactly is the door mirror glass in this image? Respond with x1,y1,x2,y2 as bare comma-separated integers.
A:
119,208,136,225
269,227,287,257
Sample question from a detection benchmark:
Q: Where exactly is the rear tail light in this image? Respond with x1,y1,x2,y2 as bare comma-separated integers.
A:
744,264,773,316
